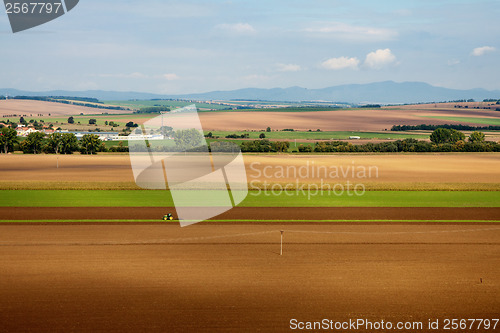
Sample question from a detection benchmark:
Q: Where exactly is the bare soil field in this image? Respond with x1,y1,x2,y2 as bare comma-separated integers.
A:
1,207,499,221
199,107,500,131
0,100,127,117
1,153,498,190
0,223,498,332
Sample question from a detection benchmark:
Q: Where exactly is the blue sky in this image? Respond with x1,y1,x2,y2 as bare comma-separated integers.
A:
1,0,499,94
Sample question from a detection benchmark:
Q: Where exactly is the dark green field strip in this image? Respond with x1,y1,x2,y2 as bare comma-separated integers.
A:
0,190,498,207
420,116,500,126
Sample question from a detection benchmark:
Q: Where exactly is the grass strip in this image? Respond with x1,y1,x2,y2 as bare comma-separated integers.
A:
0,190,499,207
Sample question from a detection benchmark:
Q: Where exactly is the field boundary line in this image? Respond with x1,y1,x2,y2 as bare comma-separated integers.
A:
0,219,499,223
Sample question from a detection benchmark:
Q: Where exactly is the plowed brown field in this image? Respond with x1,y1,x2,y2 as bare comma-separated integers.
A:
1,207,499,222
0,223,498,332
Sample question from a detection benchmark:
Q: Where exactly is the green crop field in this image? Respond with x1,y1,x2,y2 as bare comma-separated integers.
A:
0,190,498,208
420,116,500,126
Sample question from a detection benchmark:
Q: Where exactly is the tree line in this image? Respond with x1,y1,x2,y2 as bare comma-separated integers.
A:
302,129,499,153
0,129,105,154
134,106,170,114
391,124,500,131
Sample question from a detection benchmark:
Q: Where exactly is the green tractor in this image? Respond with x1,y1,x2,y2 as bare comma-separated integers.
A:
163,213,174,221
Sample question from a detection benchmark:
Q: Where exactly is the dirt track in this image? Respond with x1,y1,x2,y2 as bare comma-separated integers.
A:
0,223,498,332
1,206,500,222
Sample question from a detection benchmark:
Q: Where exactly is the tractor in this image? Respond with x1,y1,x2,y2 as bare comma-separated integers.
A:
163,213,174,221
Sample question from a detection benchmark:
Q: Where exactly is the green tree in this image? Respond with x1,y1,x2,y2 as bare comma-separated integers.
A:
266,127,271,132
259,133,266,139
468,131,485,143
89,118,97,125
20,132,45,154
174,129,204,151
47,133,63,154
60,133,79,154
67,116,74,124
45,133,79,155
0,127,18,153
430,128,465,144
80,134,102,154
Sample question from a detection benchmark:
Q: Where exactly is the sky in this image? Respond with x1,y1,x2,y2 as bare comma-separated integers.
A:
0,0,499,94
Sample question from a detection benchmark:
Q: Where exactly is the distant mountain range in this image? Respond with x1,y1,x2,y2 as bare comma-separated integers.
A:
1,81,499,104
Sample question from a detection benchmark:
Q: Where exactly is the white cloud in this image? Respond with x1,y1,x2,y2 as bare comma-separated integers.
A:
305,22,397,42
448,59,460,66
276,63,302,72
97,72,148,79
215,23,256,35
321,57,360,70
163,73,180,81
363,49,397,69
471,46,496,56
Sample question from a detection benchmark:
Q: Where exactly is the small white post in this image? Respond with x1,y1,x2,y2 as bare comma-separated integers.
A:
280,230,284,256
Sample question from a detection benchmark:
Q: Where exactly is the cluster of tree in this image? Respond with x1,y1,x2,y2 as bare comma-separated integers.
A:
134,106,170,114
483,99,500,103
125,121,139,128
11,96,128,110
0,127,18,153
105,121,119,127
0,96,6,100
282,128,295,131
240,139,290,152
173,128,204,151
18,133,104,154
208,141,241,152
429,128,465,143
0,119,18,128
0,130,107,155
448,99,475,103
79,134,104,154
359,104,381,108
12,116,42,128
225,133,249,139
391,124,500,131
